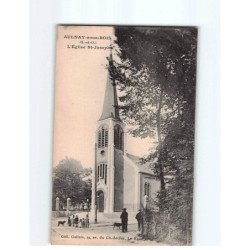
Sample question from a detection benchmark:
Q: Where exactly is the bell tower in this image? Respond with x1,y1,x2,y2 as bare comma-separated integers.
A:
92,52,125,213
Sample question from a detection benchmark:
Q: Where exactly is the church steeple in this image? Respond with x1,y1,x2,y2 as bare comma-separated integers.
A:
94,48,125,213
99,50,120,121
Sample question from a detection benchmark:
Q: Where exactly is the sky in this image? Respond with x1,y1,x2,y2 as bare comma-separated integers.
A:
53,26,155,168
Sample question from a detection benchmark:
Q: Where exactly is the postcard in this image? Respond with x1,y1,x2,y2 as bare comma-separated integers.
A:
51,25,197,245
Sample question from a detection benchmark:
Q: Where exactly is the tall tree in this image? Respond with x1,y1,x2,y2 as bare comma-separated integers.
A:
111,27,197,191
110,27,197,241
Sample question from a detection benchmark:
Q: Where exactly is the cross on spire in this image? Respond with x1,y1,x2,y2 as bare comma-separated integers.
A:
99,47,121,121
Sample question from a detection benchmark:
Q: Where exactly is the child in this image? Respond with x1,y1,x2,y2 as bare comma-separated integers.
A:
67,216,71,226
79,219,82,228
82,218,86,228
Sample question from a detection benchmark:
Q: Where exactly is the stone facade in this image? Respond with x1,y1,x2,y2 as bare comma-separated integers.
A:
91,55,160,214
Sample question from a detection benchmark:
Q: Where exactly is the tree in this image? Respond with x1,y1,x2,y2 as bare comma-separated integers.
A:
111,27,196,186
110,27,197,242
52,157,92,210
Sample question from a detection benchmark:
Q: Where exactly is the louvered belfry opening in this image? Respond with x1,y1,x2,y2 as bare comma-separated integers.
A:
98,126,108,148
114,124,123,151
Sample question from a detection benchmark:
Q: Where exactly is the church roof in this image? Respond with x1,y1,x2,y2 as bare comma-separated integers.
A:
99,54,120,121
126,153,155,175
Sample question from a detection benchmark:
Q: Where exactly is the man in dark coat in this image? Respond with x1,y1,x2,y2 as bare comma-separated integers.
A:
135,209,143,232
74,215,79,228
120,208,128,232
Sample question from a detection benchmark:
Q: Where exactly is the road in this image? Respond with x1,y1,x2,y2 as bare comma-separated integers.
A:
51,220,166,245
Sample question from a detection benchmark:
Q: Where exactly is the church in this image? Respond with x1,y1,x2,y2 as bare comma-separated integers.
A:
91,55,160,214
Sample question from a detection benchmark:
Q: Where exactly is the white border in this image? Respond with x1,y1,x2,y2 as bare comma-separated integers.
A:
30,0,220,246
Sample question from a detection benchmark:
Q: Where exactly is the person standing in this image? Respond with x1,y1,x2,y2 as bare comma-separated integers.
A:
67,216,71,227
79,219,82,228
120,208,128,233
135,209,143,232
75,215,79,228
82,218,86,228
86,214,90,228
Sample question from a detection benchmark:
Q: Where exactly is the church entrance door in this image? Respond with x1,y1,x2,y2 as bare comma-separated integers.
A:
97,190,104,212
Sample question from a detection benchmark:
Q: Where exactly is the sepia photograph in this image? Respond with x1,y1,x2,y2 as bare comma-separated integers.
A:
51,25,197,245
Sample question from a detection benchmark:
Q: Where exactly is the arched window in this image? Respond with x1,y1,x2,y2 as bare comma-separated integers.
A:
98,126,108,148
114,125,123,151
144,182,150,197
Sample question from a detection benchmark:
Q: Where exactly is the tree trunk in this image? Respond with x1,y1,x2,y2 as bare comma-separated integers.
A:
156,86,165,191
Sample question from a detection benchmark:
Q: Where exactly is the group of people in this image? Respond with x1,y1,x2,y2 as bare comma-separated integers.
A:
63,208,144,233
67,214,90,228
120,208,144,233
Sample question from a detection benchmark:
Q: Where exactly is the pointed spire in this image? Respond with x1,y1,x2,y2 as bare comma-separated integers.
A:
99,48,120,121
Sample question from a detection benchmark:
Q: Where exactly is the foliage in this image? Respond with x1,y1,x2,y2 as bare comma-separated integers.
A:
52,157,92,210
111,27,197,242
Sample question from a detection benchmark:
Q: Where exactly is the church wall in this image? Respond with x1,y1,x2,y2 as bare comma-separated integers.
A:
114,148,124,212
123,158,137,211
140,173,160,209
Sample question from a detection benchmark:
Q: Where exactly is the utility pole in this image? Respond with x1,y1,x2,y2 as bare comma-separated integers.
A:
94,143,97,223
